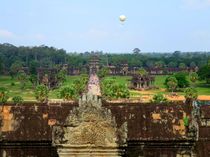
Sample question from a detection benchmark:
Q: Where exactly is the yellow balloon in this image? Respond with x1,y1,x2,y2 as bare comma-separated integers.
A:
119,15,126,22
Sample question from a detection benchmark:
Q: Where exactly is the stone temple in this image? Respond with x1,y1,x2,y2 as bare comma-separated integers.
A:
1,92,210,156
0,57,210,156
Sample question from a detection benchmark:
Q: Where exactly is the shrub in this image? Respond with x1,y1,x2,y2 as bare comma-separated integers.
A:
165,76,178,92
17,71,28,89
34,85,49,102
183,116,189,127
12,96,23,105
29,74,38,88
11,82,15,86
174,72,190,88
151,93,168,103
184,87,198,101
101,79,130,99
189,72,198,83
0,87,9,104
98,67,109,78
57,69,67,86
197,65,210,84
72,75,88,95
58,86,78,100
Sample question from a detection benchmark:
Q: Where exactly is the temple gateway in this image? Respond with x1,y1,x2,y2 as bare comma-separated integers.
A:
130,74,155,90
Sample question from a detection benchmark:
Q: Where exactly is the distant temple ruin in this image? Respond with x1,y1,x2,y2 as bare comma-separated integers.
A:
130,74,155,90
89,54,100,74
37,68,58,89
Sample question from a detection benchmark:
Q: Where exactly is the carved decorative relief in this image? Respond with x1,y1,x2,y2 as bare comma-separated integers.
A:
188,101,200,140
52,94,127,147
0,111,2,140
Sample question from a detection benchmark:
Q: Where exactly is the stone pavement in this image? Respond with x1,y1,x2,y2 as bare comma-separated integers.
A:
87,74,101,96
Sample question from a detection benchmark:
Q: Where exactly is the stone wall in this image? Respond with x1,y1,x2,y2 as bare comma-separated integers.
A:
0,101,210,157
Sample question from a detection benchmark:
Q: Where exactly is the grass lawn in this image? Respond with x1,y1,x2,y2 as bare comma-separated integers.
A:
0,75,81,101
102,76,132,86
1,74,210,102
154,75,210,95
103,75,210,99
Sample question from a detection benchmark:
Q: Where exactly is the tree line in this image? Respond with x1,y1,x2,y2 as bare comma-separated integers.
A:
1,44,210,72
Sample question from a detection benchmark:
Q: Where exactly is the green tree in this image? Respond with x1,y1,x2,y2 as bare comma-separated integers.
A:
29,74,38,89
0,87,9,104
165,76,178,93
101,79,130,99
58,86,78,100
10,61,23,79
184,87,198,101
12,96,23,105
151,93,168,103
80,74,88,83
168,61,177,68
174,72,189,88
137,68,148,76
57,69,67,86
133,48,141,54
145,61,154,68
190,62,196,68
155,61,164,68
98,67,109,78
101,78,116,95
72,75,88,96
34,85,49,103
17,71,28,89
189,72,198,87
0,56,3,75
179,63,186,69
197,65,210,83
29,60,39,75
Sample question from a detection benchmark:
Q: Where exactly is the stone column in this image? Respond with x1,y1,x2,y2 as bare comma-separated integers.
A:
139,83,142,89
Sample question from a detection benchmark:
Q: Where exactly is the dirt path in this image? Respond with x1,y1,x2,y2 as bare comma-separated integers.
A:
131,90,210,102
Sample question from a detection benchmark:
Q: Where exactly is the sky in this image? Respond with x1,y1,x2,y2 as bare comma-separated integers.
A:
0,0,210,53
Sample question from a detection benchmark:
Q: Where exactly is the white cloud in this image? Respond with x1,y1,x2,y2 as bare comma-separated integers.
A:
0,29,15,38
183,0,210,9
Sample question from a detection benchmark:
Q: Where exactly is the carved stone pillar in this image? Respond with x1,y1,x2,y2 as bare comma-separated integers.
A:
52,94,127,157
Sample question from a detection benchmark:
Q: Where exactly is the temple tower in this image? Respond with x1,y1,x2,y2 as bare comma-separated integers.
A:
89,54,100,75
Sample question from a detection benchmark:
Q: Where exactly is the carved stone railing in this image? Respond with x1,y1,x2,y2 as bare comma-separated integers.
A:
0,113,2,141
188,101,200,141
52,94,127,157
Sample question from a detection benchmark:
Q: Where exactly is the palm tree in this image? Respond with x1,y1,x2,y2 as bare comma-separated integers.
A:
166,76,178,94
189,72,198,87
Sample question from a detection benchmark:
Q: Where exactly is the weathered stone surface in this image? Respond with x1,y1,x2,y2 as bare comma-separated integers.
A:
52,94,127,156
56,146,121,157
0,101,210,156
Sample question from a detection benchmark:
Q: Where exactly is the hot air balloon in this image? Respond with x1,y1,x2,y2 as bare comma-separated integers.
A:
119,15,126,24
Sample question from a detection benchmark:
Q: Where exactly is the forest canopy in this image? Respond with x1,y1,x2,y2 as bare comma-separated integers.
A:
0,43,210,74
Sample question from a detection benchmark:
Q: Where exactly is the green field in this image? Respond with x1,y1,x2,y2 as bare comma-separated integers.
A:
1,75,210,102
155,75,210,95
0,75,80,101
104,75,210,96
102,76,132,86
